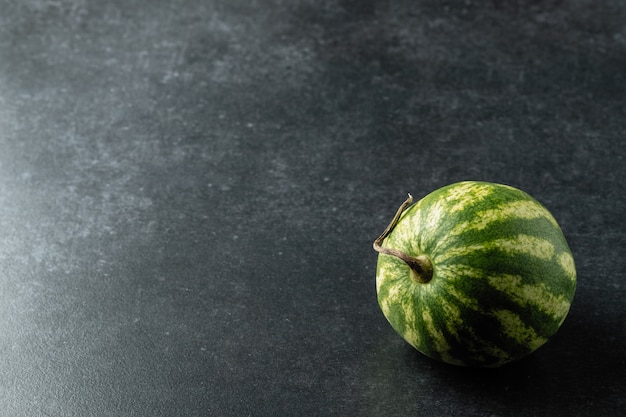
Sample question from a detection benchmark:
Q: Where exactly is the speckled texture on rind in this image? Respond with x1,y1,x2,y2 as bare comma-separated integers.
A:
376,181,576,367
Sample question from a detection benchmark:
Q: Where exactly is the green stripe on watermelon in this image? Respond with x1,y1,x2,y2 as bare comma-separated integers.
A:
374,181,576,367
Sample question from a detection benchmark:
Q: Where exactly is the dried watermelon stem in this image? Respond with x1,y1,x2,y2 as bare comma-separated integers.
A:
373,194,433,284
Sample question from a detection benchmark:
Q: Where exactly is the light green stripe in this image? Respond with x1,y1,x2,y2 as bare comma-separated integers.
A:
492,234,555,259
401,322,421,349
434,264,485,295
375,263,391,293
486,273,571,320
399,294,423,349
557,251,576,282
493,309,547,350
444,284,481,310
435,234,555,263
439,297,463,340
398,203,441,254
422,308,450,354
447,200,559,239
442,182,496,213
435,263,484,281
434,285,516,365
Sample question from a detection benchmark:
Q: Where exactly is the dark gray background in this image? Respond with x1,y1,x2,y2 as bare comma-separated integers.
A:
0,0,624,416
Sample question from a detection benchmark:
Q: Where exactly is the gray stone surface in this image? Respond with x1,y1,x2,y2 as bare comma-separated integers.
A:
0,0,624,415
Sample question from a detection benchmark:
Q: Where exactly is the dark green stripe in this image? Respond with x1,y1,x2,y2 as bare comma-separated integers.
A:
432,211,566,256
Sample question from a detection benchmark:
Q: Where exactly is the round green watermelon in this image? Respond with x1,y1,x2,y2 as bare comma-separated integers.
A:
374,181,576,367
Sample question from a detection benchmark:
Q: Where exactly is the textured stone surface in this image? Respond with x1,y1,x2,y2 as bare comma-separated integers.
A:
0,0,624,415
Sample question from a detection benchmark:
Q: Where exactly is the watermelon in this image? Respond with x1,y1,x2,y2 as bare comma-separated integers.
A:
374,181,576,367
